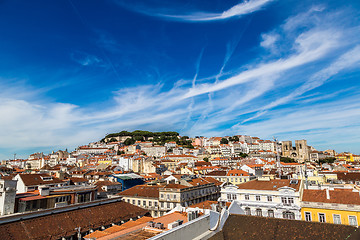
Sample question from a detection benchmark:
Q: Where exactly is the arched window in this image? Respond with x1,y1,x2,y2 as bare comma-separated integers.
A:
268,209,274,218
256,209,262,217
245,207,251,215
283,211,295,219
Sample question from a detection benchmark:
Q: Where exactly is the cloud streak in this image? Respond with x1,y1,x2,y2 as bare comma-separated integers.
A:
1,4,360,158
160,0,273,22
115,0,274,22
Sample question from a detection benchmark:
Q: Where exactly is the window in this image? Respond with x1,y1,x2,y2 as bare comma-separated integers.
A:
132,200,135,204
227,194,237,201
333,214,341,224
154,202,158,207
138,200,141,206
167,202,171,209
161,202,164,208
245,207,251,215
149,201,152,207
161,194,164,198
245,195,249,200
349,216,357,226
127,199,130,203
305,212,312,221
256,195,261,201
268,210,274,218
283,211,295,220
256,209,262,217
281,197,294,206
143,200,146,206
267,196,272,202
319,213,326,223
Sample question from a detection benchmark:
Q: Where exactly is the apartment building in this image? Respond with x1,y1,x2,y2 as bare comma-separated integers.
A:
204,169,255,184
219,179,303,220
301,188,360,226
119,176,221,217
14,173,69,193
119,185,164,217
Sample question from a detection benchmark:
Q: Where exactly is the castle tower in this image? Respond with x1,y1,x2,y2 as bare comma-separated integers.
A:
295,140,308,162
281,141,293,157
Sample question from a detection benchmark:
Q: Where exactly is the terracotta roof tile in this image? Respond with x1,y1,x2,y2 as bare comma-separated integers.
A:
302,189,360,205
0,201,148,240
17,173,65,186
237,179,300,191
118,185,160,198
209,214,360,240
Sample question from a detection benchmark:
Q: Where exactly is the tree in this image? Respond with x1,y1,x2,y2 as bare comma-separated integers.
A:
124,138,135,146
134,135,144,141
232,136,239,142
203,157,209,162
117,150,125,155
318,157,336,164
280,156,296,163
220,138,229,144
239,152,248,158
181,136,189,140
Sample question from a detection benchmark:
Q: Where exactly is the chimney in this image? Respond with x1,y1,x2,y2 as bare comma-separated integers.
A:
326,188,330,200
39,186,50,196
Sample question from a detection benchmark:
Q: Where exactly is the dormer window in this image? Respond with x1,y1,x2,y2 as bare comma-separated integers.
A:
40,176,53,181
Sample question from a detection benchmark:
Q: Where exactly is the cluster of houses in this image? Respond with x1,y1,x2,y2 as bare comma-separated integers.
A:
0,134,359,239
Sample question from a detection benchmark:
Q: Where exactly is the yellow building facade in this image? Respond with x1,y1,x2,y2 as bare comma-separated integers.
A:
301,207,360,226
301,189,360,227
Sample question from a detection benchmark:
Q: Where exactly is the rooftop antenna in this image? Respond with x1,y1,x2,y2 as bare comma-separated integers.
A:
75,227,81,239
13,153,16,161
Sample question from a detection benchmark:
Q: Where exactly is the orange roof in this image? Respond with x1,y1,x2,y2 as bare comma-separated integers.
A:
246,164,264,168
281,162,301,166
189,200,219,209
227,169,249,177
237,179,301,191
303,189,360,205
84,230,109,238
162,183,188,189
97,212,188,240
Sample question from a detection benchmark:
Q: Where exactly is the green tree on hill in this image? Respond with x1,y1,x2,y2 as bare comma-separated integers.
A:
220,138,229,144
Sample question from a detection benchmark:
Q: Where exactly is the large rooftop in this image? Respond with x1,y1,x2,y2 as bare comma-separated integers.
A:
210,214,360,240
236,179,301,191
0,199,148,240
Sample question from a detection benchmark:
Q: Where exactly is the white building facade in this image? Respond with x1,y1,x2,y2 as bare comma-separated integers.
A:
219,179,303,220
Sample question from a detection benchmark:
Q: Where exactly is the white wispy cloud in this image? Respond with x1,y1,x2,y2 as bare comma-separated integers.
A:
117,0,274,22
1,5,360,158
162,0,273,21
233,96,360,153
70,51,103,67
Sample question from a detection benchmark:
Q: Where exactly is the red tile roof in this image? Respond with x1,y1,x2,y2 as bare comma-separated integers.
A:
0,200,148,240
237,179,300,191
17,173,65,186
118,185,160,198
227,170,249,176
302,189,360,205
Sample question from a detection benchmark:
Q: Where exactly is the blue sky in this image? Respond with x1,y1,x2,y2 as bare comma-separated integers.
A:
1,0,360,159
